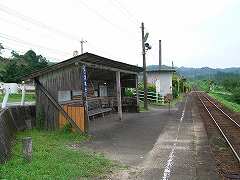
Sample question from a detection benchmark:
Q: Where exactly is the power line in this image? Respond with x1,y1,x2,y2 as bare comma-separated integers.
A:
0,3,81,42
108,0,140,26
0,2,139,42
77,0,139,40
0,2,141,62
87,41,121,60
0,3,126,58
0,32,71,56
0,15,31,31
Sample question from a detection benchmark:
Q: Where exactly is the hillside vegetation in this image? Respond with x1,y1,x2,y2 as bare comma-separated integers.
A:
191,72,240,112
177,66,240,79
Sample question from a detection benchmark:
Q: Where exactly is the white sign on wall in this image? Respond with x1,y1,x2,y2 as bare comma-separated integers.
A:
58,91,71,102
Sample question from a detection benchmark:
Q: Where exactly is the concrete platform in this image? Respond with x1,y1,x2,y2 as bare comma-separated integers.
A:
82,93,219,179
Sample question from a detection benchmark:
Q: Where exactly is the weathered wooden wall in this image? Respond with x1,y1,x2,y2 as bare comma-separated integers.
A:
0,105,35,163
36,64,82,130
36,64,138,130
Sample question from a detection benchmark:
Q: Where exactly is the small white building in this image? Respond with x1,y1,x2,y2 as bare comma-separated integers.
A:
146,69,176,96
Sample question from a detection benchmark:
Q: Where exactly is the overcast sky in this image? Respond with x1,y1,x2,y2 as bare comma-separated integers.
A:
0,0,239,68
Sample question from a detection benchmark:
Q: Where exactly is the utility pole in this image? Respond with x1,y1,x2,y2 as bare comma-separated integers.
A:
159,40,162,69
80,39,87,54
141,22,148,110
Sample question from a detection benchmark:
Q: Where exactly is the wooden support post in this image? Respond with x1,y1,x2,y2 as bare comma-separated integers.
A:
21,82,26,106
22,137,32,162
116,71,122,120
136,74,140,112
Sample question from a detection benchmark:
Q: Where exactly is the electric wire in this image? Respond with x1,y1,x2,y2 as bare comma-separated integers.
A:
0,3,81,42
77,0,139,40
0,2,142,62
0,32,71,56
109,0,140,26
0,3,131,60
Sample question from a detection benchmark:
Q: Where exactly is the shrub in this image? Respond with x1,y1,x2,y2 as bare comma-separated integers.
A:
232,87,240,103
138,82,156,92
125,88,134,97
172,86,179,99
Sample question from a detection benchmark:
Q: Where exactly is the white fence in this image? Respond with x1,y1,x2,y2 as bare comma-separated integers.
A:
0,83,35,93
133,90,164,104
0,83,35,108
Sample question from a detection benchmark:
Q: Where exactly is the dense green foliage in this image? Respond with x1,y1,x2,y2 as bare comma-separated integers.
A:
213,73,240,104
172,74,189,98
0,130,114,179
232,87,240,103
0,48,49,83
138,82,156,92
192,73,240,112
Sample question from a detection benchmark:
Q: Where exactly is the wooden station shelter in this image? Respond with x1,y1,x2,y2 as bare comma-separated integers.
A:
24,53,143,133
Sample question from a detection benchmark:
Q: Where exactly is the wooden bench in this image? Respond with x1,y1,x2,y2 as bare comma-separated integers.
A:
87,98,113,118
88,107,112,117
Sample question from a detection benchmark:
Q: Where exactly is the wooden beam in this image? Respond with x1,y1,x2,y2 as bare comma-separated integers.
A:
116,71,122,120
80,62,138,75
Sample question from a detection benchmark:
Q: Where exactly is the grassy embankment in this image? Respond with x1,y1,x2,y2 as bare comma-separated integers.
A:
0,93,35,102
194,80,240,112
0,130,115,179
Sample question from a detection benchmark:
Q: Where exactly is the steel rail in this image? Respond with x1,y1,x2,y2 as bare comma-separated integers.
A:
203,95,240,129
196,92,240,163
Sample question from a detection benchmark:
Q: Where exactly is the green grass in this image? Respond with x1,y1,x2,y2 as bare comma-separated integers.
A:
0,93,35,102
209,92,240,112
0,130,114,179
191,80,240,112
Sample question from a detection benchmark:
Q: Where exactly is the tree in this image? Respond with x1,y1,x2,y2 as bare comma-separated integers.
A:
232,87,240,103
0,60,20,82
0,49,49,83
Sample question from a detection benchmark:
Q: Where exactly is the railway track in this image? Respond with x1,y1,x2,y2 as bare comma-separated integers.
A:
193,91,240,179
196,92,240,164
